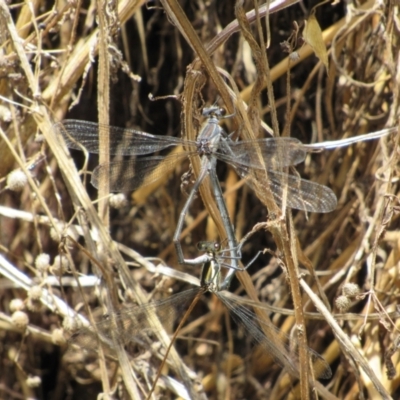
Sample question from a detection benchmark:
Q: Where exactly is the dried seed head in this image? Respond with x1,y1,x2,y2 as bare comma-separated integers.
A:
51,255,69,274
335,295,351,312
109,193,128,209
35,253,50,272
50,222,79,244
26,297,42,312
289,51,300,62
63,316,84,333
26,375,41,388
51,328,66,346
66,226,79,244
342,283,360,297
49,222,65,242
8,346,18,360
11,310,29,328
125,288,135,302
34,132,45,143
0,104,11,122
49,222,68,242
7,169,27,192
28,285,42,301
9,298,25,312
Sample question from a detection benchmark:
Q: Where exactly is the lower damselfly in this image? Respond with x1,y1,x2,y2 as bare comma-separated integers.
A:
68,242,332,399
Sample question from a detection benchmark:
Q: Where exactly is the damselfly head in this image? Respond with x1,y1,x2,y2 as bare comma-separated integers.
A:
202,106,225,118
197,241,221,253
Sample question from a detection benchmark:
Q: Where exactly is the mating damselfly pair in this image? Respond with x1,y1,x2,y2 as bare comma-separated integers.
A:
59,106,336,397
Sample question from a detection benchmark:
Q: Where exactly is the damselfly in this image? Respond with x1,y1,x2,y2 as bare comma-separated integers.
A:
56,107,337,267
69,242,332,398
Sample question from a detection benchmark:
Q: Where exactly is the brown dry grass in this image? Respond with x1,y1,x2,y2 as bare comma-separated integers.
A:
0,0,399,399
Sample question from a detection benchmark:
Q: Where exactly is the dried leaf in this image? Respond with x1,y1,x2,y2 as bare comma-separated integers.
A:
303,14,329,72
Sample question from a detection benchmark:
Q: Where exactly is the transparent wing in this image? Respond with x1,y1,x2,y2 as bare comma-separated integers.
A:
232,163,337,213
263,170,336,213
216,137,307,170
68,283,332,380
91,152,194,192
217,291,332,380
68,288,199,351
56,120,194,155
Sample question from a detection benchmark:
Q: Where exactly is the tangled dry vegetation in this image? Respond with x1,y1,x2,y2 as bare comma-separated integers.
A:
0,0,399,399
